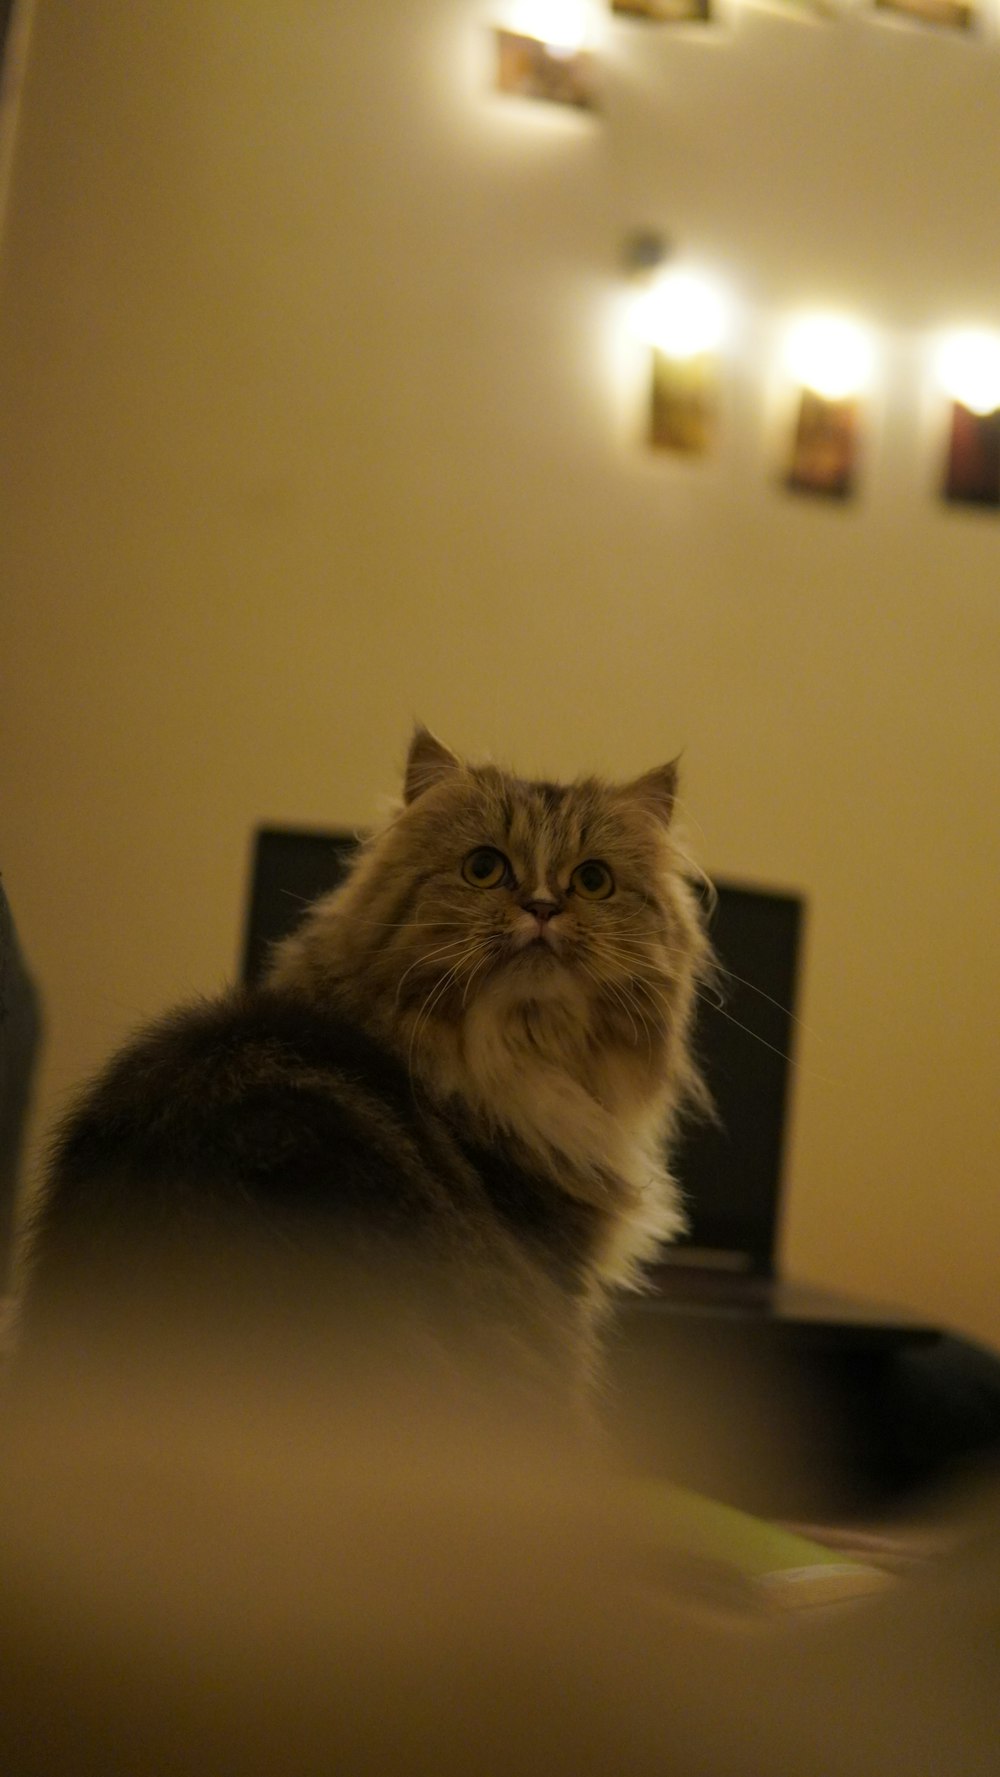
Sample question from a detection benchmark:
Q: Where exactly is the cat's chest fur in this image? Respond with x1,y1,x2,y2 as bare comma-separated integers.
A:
424,981,683,1285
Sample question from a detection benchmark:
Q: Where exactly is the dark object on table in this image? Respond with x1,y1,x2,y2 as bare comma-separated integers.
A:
0,878,42,1292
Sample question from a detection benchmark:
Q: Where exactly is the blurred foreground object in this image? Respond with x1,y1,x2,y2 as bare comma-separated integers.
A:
2,1283,1000,1776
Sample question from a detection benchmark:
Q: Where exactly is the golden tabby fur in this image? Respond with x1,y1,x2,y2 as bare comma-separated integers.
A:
271,726,712,1297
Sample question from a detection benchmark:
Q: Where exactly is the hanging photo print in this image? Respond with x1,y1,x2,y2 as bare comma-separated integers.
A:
942,405,1000,506
936,329,1000,505
649,350,717,452
612,0,712,23
495,27,596,107
873,0,975,31
785,390,861,498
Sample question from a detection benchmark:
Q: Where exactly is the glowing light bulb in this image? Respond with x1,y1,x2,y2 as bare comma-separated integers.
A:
632,270,729,360
511,0,589,51
784,315,875,402
936,329,1000,417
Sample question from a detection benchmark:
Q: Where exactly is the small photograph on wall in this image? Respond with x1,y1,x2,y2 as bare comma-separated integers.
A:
942,404,1000,507
785,390,860,499
754,0,839,20
494,28,596,108
872,0,975,30
612,0,712,23
649,351,716,454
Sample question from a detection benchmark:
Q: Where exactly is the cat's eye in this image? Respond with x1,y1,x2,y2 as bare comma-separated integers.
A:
461,847,510,890
570,860,615,901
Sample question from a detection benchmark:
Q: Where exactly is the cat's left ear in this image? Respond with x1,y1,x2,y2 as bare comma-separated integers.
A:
620,758,679,828
403,724,464,804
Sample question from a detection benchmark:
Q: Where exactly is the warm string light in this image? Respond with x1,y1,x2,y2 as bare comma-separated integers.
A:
622,271,1000,504
487,16,1000,506
492,0,984,114
935,329,1000,416
630,269,730,359
782,315,875,403
508,0,591,52
491,0,992,120
499,0,984,47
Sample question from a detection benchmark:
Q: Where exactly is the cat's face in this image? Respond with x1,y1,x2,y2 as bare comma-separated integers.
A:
327,730,707,1057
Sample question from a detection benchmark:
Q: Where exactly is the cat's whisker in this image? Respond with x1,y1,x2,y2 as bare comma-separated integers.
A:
394,937,481,1004
577,957,642,1050
597,962,671,1033
575,956,634,1043
414,956,471,1023
460,941,501,1009
690,987,794,1065
687,982,847,1093
619,983,670,1040
600,933,801,1026
409,967,469,1063
704,966,815,1035
591,931,697,968
578,945,669,1054
595,940,716,1009
589,938,676,995
407,942,489,1070
407,964,466,1081
608,978,655,1055
594,930,699,961
351,920,477,932
615,973,663,1052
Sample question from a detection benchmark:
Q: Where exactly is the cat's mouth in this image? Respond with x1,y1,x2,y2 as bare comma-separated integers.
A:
507,921,566,962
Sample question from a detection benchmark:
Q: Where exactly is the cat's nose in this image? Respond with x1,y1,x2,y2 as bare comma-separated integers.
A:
523,897,559,923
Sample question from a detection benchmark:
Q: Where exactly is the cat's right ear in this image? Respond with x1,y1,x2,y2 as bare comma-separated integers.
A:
618,758,680,828
403,725,464,804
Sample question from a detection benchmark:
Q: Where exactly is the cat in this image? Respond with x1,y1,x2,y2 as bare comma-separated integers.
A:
18,727,713,1420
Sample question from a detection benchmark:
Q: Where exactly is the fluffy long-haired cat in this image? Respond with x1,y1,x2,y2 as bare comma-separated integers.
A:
19,728,713,1419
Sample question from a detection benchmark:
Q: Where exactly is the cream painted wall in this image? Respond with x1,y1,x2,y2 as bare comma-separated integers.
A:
1,0,998,1344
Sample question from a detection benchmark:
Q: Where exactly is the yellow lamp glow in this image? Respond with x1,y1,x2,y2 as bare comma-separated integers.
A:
510,0,589,51
631,269,729,360
783,315,875,402
935,329,1000,417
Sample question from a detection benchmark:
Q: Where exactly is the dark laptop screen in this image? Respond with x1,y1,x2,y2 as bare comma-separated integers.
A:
242,829,803,1279
665,880,803,1276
